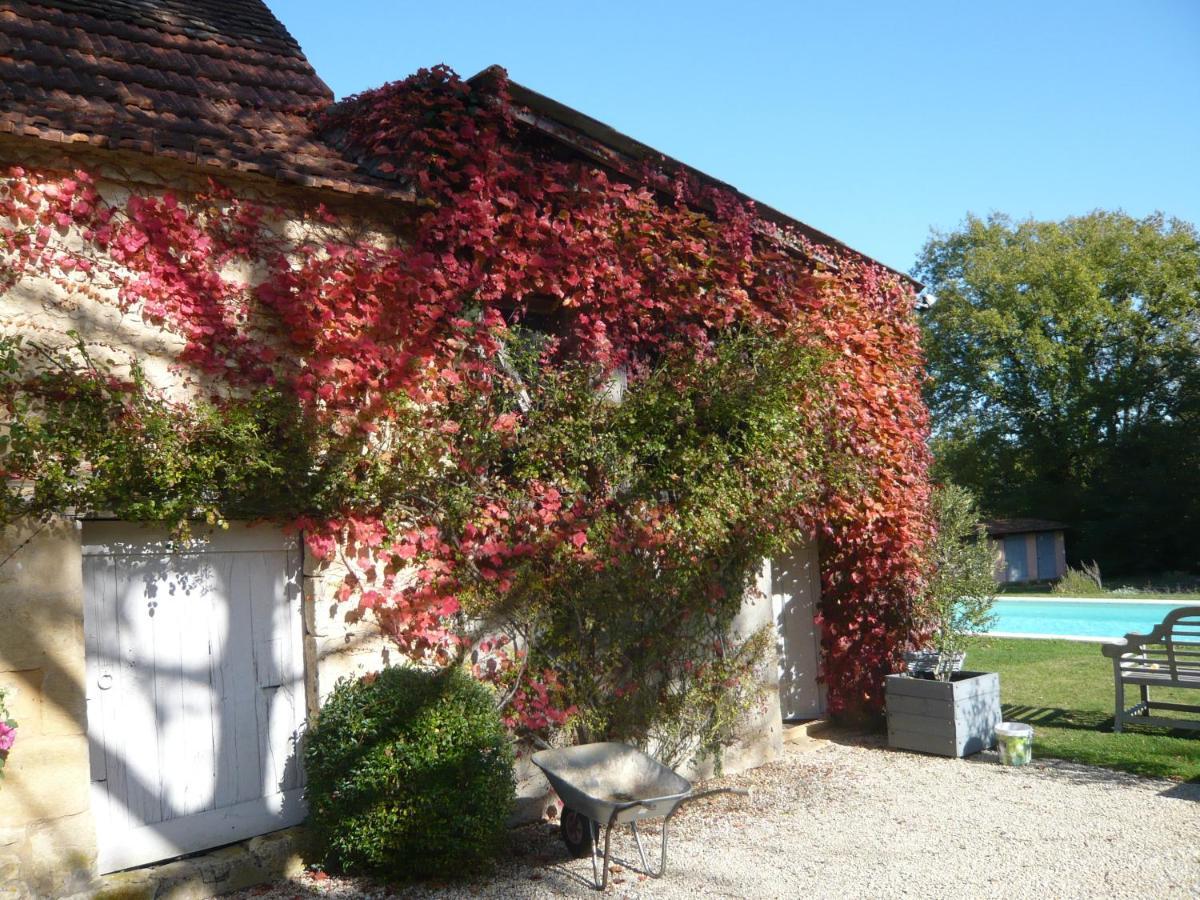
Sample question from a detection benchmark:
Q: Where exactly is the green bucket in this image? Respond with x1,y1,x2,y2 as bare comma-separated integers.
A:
995,722,1034,766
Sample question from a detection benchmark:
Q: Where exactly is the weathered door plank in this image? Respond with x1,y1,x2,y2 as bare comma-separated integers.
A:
82,523,306,874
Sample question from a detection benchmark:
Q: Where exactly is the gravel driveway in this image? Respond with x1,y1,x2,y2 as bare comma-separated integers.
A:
232,734,1200,899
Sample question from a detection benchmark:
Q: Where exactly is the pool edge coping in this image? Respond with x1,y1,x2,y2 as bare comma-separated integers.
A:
984,631,1122,643
996,596,1198,606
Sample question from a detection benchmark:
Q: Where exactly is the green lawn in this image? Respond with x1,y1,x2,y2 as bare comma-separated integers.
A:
967,636,1200,781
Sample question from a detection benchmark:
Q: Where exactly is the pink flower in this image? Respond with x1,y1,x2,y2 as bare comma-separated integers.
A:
0,721,16,752
493,412,520,433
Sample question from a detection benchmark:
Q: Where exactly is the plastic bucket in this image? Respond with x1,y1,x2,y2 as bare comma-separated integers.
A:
995,722,1034,766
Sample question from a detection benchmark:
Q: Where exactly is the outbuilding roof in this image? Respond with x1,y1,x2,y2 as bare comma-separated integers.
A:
983,518,1067,536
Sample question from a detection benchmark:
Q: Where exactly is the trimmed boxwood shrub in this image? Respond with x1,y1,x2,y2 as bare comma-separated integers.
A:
303,665,515,880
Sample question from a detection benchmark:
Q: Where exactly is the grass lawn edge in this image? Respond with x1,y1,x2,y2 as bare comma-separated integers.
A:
965,636,1199,783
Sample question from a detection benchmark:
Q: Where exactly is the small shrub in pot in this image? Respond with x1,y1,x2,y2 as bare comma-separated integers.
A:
911,483,998,678
889,483,1002,756
303,666,515,880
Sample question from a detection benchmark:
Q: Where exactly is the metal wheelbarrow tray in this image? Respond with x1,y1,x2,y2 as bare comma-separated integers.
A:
532,742,748,890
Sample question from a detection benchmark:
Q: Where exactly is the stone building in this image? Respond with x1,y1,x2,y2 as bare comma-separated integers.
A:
0,1,892,894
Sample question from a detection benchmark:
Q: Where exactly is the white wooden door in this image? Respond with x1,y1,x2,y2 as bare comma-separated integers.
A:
82,522,307,874
769,541,826,721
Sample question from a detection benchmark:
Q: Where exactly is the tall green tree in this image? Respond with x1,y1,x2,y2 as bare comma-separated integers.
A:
915,211,1200,575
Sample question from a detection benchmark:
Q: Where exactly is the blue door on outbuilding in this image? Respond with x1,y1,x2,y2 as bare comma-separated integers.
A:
1004,534,1028,582
1035,532,1056,580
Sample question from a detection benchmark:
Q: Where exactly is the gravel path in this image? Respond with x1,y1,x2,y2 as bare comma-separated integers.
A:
231,735,1200,899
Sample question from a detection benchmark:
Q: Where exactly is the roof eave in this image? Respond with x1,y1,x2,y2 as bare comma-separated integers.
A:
468,66,922,292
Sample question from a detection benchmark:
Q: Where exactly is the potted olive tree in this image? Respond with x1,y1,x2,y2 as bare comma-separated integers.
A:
887,484,1000,757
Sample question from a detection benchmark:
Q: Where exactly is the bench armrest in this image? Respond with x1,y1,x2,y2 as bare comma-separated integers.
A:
1101,638,1132,659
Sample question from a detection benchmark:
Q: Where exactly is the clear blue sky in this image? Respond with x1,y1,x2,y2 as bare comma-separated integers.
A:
272,1,1200,275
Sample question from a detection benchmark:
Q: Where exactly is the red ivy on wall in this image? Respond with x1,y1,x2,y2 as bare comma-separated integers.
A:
0,66,931,718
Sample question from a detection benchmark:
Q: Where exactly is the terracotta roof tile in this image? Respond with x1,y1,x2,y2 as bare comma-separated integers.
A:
0,0,409,198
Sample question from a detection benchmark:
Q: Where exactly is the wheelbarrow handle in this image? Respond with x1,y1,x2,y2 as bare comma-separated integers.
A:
607,785,748,822
685,786,750,804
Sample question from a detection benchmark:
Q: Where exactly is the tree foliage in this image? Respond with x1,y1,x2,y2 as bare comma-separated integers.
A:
916,211,1200,575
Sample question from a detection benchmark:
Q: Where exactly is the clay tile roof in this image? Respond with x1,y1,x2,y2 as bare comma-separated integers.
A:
983,518,1068,536
0,0,408,197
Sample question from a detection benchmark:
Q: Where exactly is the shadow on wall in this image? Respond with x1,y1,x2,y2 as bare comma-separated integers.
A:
0,517,98,892
0,518,313,885
770,547,824,722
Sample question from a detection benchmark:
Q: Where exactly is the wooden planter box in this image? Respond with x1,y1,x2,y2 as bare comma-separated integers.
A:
886,671,1001,758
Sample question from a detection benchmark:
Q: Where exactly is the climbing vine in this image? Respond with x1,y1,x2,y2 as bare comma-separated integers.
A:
0,66,931,745
0,686,15,779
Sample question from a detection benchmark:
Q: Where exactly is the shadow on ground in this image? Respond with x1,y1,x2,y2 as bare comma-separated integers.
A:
235,818,667,898
1003,703,1200,739
1002,704,1115,732
1159,780,1200,800
807,706,1200,790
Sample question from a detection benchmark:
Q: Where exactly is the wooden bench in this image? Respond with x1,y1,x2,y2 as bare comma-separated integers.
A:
1101,605,1200,733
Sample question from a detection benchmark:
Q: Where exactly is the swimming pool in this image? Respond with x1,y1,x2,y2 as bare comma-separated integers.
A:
987,598,1195,640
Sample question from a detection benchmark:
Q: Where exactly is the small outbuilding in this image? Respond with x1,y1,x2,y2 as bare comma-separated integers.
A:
984,518,1067,584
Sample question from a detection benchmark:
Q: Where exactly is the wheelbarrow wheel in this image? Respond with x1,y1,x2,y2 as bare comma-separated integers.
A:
559,806,595,858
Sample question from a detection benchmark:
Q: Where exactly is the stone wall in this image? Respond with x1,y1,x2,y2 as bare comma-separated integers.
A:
0,136,397,898
0,135,801,894
0,514,393,898
0,132,400,696
515,555,793,822
701,559,785,779
0,517,96,898
0,515,790,895
0,135,394,404
301,554,394,717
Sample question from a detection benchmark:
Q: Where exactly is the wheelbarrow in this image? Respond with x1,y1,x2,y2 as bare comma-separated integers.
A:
532,742,749,890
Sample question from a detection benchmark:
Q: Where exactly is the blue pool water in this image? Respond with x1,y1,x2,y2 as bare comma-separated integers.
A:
989,599,1193,639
